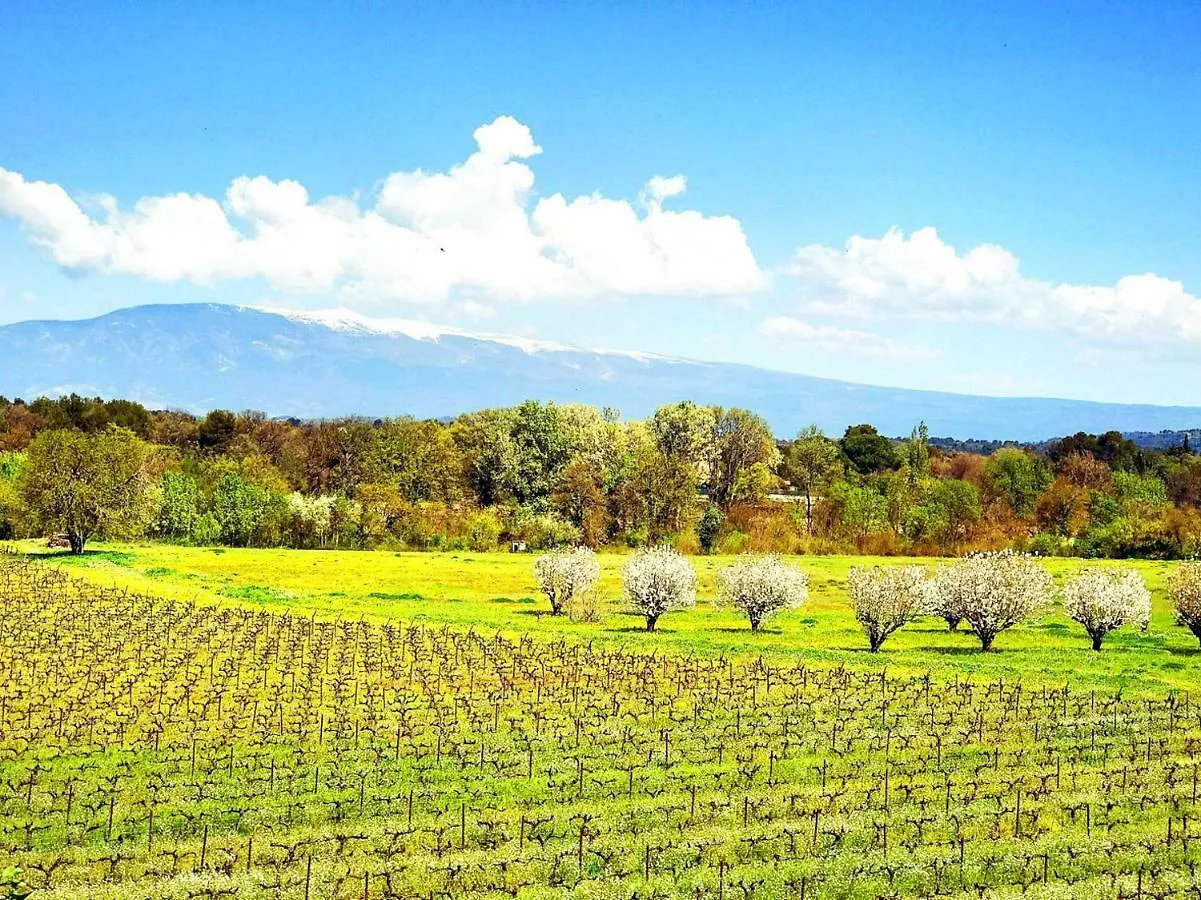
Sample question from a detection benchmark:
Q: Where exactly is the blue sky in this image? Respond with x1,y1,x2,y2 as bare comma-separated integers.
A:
1,1,1200,404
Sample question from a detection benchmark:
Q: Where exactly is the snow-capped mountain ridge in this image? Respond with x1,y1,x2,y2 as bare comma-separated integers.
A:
258,306,679,362
0,302,1199,441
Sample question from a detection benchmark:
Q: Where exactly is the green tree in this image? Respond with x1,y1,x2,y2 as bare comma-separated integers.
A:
101,399,153,437
619,425,699,542
509,401,575,508
452,409,520,506
840,424,901,476
212,473,274,546
367,417,464,502
904,478,981,550
0,452,25,539
903,422,931,485
1113,470,1169,511
983,447,1052,517
834,481,889,546
705,407,780,508
697,504,724,554
20,427,158,554
552,455,609,547
197,410,238,454
304,420,375,495
155,470,203,540
783,425,843,530
650,401,712,464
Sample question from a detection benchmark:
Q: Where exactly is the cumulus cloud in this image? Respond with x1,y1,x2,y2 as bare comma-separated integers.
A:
784,226,1201,346
758,315,938,361
0,116,764,306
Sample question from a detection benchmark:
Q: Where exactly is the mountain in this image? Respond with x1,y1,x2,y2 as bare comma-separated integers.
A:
0,302,1199,441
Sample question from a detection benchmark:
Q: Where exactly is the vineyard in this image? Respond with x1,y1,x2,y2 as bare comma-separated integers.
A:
4,557,1201,898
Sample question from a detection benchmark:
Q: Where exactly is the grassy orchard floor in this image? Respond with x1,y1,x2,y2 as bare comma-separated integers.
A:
9,540,1199,693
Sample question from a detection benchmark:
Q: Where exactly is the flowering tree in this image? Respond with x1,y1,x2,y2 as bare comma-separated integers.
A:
930,584,965,632
716,555,809,631
623,546,696,631
533,547,600,616
933,550,1054,651
288,492,335,548
847,565,932,652
1170,562,1201,645
1061,568,1151,650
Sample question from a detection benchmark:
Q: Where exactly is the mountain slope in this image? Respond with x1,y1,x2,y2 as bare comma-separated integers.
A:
0,303,1198,441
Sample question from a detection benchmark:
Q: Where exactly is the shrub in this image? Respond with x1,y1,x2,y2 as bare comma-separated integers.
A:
1061,568,1150,650
466,509,503,552
933,550,1055,650
623,546,696,632
533,547,600,616
717,529,749,555
191,512,221,546
1022,532,1073,558
624,526,648,549
524,513,583,550
848,565,932,652
697,504,724,554
716,554,808,631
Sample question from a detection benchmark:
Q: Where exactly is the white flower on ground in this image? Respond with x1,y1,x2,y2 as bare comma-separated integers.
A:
1062,568,1151,651
848,565,932,652
623,546,696,632
533,546,600,616
716,554,809,631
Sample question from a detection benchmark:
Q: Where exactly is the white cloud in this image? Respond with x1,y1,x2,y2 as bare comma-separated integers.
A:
643,175,687,204
0,116,764,307
758,315,938,361
784,226,1201,347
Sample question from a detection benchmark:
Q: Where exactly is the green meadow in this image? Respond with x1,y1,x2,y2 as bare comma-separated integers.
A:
12,540,1196,693
6,544,1201,898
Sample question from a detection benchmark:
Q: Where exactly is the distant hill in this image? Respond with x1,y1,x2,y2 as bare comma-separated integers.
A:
1,303,1200,442
1119,430,1201,452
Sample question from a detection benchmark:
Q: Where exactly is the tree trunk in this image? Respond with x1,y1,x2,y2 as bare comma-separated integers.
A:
979,633,994,652
945,616,961,632
68,531,86,555
749,616,761,632
1091,632,1104,652
645,614,659,632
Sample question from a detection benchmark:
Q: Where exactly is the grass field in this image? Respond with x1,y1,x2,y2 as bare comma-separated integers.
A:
8,540,1198,693
5,550,1201,899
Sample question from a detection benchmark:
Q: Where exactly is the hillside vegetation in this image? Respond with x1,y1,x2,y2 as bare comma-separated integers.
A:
2,394,1201,560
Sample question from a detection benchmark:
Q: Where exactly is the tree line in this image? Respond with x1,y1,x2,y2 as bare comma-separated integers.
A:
534,546,1188,653
1,392,1200,557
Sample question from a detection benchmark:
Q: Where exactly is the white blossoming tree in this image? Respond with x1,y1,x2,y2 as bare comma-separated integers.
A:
930,582,965,632
716,555,809,631
933,550,1055,651
623,546,696,632
847,565,933,652
1062,568,1151,651
533,547,600,616
1170,562,1201,645
288,492,335,547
